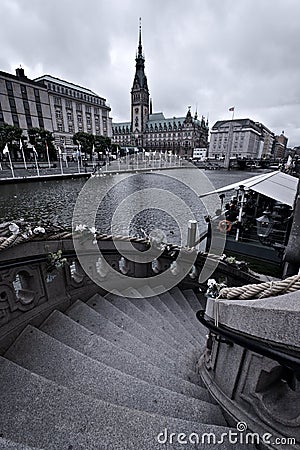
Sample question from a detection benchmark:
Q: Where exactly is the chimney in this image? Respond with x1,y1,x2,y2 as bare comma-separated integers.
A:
15,67,26,78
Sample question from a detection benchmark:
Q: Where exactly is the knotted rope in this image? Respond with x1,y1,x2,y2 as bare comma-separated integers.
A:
218,274,300,300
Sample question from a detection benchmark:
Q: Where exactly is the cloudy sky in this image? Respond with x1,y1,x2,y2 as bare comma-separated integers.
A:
1,0,299,146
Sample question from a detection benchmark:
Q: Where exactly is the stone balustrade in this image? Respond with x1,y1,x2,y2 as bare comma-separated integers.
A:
0,234,258,355
200,293,300,448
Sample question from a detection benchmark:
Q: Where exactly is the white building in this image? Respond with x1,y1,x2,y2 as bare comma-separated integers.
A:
34,75,112,152
192,148,207,160
209,119,274,160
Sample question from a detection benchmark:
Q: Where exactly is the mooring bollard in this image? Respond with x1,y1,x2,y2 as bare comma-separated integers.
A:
187,220,197,248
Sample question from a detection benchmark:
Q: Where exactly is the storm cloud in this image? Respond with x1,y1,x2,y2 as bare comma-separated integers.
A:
0,0,299,146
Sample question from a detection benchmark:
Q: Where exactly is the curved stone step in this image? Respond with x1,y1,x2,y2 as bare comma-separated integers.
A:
87,293,196,368
144,293,204,348
104,292,198,357
127,294,201,352
5,326,222,424
170,287,208,338
41,310,207,397
0,357,255,450
65,302,200,384
159,290,206,343
183,288,205,312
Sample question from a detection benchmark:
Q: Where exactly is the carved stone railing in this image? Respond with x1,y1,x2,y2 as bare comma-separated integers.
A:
0,236,160,353
0,232,259,355
198,292,300,449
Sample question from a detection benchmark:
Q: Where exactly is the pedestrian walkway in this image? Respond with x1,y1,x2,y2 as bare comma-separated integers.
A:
0,156,187,184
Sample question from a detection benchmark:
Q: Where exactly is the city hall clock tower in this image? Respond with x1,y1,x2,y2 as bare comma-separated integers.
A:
131,18,149,147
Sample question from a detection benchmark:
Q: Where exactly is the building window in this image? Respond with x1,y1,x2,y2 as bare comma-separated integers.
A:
54,96,61,106
55,109,62,119
33,88,40,100
12,114,20,128
5,80,13,93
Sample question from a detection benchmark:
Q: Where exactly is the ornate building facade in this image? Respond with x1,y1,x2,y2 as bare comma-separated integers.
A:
0,67,112,155
34,74,112,152
209,119,276,160
112,22,209,157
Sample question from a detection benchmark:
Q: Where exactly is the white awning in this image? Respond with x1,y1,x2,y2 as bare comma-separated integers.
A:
199,171,298,207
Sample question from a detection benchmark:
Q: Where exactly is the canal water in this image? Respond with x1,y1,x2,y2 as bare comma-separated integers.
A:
0,168,264,245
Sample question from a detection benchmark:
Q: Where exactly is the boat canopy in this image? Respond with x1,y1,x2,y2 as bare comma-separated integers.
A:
199,171,298,207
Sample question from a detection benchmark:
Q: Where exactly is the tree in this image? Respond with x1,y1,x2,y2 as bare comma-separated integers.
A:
0,123,23,160
28,128,56,161
73,132,94,160
94,135,111,160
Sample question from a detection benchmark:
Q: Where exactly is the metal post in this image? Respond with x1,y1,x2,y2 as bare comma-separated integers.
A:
235,187,245,241
187,220,197,248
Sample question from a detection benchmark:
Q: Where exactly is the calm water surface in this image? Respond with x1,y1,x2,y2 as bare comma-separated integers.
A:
0,168,264,244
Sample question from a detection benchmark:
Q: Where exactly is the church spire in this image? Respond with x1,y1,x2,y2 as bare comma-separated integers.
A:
131,17,150,141
138,17,143,56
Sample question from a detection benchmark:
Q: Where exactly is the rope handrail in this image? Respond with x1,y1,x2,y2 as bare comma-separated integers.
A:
218,274,300,300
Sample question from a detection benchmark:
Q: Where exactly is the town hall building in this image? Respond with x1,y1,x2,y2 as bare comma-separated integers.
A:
112,21,209,157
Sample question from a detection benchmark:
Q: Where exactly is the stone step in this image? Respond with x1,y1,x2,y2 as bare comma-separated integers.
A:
104,292,198,358
158,290,206,343
127,294,201,352
0,357,255,450
125,286,202,352
141,289,203,348
5,326,221,424
170,287,208,339
40,310,207,395
137,286,202,350
65,301,200,384
0,438,42,450
88,293,196,368
183,288,206,312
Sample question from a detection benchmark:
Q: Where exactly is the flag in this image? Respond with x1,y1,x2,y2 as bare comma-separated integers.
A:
286,155,293,168
229,107,235,112
3,144,9,154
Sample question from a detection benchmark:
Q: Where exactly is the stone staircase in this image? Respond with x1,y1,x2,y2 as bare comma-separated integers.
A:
0,287,255,449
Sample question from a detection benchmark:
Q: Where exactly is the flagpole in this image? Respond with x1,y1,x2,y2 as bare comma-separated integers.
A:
58,149,64,175
32,148,40,177
20,140,27,170
77,150,81,174
232,109,235,121
45,142,51,169
63,144,68,168
6,147,15,178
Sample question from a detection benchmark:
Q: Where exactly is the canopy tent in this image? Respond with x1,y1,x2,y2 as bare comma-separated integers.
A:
199,171,298,207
